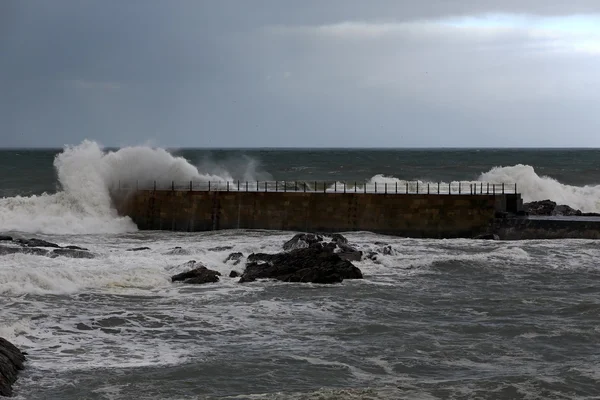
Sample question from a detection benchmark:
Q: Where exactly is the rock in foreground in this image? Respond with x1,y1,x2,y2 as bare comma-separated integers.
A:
0,337,26,397
240,247,363,284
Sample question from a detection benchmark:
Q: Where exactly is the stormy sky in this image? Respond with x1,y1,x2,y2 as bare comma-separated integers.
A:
1,1,599,148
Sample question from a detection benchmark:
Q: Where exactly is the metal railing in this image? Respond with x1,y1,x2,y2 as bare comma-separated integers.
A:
117,180,518,195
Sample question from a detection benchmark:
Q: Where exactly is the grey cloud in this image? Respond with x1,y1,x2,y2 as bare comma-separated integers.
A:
1,1,599,147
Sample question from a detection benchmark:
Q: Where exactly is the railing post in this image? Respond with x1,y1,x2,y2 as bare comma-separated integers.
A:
314,181,317,193
406,182,409,194
153,181,156,191
208,181,211,192
493,184,496,195
355,182,357,193
303,182,306,192
256,181,259,192
190,181,192,192
487,183,489,194
227,181,230,192
438,182,440,194
416,181,419,194
449,182,451,195
458,182,461,195
245,181,248,192
265,181,267,192
480,182,483,195
237,180,240,191
385,183,387,194
375,182,377,193
427,183,430,194
364,181,366,194
395,182,398,194
172,181,174,191
324,181,327,193
515,183,517,193
502,183,505,194
284,181,286,192
334,181,337,192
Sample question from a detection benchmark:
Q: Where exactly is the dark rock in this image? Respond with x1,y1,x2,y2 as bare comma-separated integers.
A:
336,243,363,262
324,242,337,252
524,200,586,217
309,242,324,250
0,245,49,257
365,251,379,262
381,246,394,256
209,245,234,252
240,247,363,284
229,271,240,278
0,337,26,397
164,247,190,255
282,233,323,251
329,233,348,244
171,266,221,284
127,247,151,252
63,245,89,251
224,252,244,265
0,236,12,242
16,238,60,248
474,234,500,240
51,248,95,259
75,323,93,331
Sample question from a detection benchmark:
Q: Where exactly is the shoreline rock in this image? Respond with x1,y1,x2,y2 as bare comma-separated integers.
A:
171,262,221,284
240,247,363,284
0,337,26,397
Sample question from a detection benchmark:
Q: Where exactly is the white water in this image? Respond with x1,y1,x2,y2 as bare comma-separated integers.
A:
1,142,600,236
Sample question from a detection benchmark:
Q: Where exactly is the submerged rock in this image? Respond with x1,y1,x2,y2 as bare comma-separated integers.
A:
171,266,221,284
127,247,151,252
63,245,89,251
224,252,244,265
240,247,363,284
0,245,50,257
16,238,60,248
51,248,95,259
208,245,234,252
0,337,26,397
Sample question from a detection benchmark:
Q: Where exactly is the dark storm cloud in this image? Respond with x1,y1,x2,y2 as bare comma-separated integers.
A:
1,0,599,147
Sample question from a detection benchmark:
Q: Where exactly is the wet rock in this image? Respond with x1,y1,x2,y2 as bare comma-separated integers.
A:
240,247,363,284
329,233,348,245
554,204,582,216
63,245,89,251
364,251,379,262
127,247,151,252
16,238,60,248
209,245,234,252
229,270,240,278
0,236,12,242
164,247,190,255
51,248,95,259
336,243,363,262
474,234,500,240
0,245,49,257
0,337,26,397
282,233,323,251
224,252,243,265
524,200,585,217
309,242,324,250
171,266,221,284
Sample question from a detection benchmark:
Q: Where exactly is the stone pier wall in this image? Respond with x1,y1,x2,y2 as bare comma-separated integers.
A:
113,190,513,238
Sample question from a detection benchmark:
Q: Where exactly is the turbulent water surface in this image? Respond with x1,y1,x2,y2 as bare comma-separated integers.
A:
1,142,600,399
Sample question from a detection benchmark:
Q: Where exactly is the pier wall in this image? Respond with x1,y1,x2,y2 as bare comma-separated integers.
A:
113,190,514,238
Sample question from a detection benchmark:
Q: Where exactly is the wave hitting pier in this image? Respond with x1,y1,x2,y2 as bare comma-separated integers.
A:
112,180,522,239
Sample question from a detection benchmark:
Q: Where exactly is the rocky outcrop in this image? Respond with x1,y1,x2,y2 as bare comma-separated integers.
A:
524,200,581,216
281,233,363,261
240,247,363,284
0,237,95,259
0,337,26,397
171,262,221,284
282,233,323,250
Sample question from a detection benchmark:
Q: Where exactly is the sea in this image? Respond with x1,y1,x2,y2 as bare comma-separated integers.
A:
1,141,600,399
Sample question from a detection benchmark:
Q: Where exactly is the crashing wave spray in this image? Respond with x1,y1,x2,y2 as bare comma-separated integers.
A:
0,141,234,235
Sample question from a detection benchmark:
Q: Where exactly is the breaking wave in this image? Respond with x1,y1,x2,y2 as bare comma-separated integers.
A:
0,140,236,235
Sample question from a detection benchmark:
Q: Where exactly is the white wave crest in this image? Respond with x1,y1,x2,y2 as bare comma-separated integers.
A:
0,140,237,234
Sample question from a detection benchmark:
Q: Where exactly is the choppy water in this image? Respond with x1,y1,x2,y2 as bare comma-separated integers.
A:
1,142,600,399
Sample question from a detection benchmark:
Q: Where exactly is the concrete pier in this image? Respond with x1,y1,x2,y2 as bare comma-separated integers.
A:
112,184,522,238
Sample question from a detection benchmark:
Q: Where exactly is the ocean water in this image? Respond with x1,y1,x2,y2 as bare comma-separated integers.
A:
1,141,600,399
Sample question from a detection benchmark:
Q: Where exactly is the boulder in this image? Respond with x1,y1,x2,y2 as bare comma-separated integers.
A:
51,248,95,259
554,204,582,216
171,266,221,284
240,247,363,284
229,270,240,278
127,247,151,252
16,238,60,248
0,236,12,242
224,252,244,265
282,233,323,251
0,337,26,397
